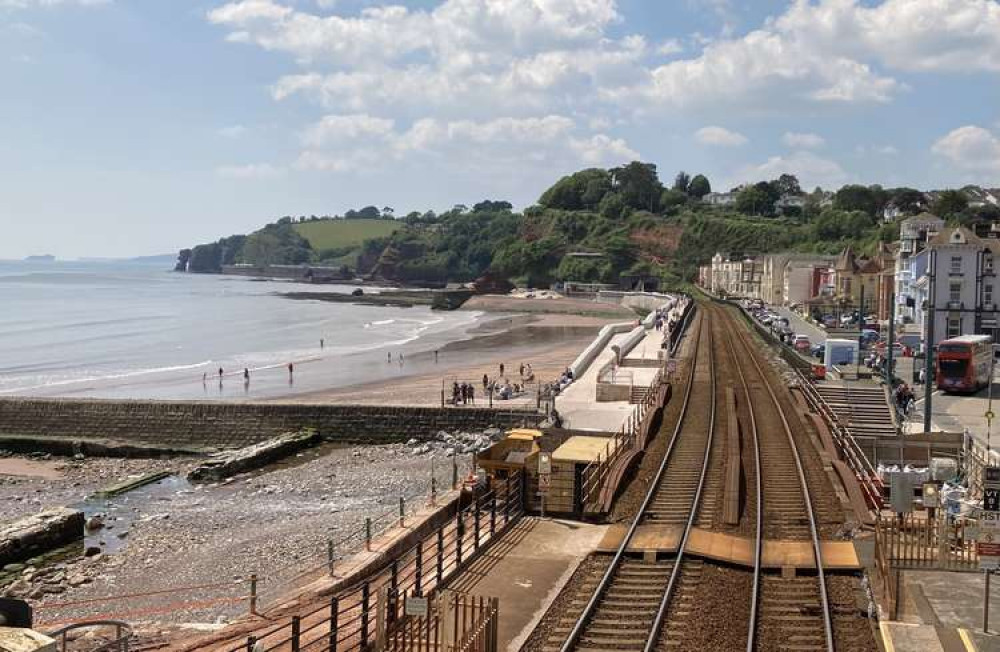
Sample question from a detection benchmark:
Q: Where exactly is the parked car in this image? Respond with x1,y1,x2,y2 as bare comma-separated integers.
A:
792,334,812,352
876,341,911,357
810,343,825,361
821,314,837,328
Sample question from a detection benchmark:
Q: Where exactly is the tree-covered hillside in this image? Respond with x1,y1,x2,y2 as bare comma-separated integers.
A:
177,163,1000,288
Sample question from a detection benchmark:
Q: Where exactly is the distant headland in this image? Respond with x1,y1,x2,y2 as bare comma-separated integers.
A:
23,254,56,262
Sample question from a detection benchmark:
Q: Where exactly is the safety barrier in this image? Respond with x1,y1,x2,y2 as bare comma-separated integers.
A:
202,473,523,652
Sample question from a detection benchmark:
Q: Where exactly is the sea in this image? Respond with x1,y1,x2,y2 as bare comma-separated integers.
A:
0,260,484,400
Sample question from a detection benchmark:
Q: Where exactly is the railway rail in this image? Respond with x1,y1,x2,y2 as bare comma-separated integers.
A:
539,300,876,652
549,308,717,652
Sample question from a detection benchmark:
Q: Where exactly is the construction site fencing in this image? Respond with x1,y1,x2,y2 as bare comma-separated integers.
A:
209,473,523,652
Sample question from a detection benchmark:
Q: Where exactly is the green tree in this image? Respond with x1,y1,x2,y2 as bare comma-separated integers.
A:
611,161,664,212
774,174,802,197
660,188,689,209
599,192,628,220
539,168,611,210
890,187,925,214
833,185,877,215
932,190,969,218
736,182,780,216
673,171,691,194
687,174,711,199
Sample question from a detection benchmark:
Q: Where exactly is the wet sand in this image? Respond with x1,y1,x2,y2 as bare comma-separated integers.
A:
273,313,617,406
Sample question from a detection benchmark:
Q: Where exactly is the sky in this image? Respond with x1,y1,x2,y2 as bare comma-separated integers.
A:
1,0,999,259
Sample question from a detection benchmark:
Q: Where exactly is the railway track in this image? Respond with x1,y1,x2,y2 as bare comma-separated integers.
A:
721,303,833,652
534,300,875,652
545,309,717,652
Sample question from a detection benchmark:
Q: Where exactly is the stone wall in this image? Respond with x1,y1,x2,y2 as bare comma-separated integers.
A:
0,508,84,566
0,399,544,452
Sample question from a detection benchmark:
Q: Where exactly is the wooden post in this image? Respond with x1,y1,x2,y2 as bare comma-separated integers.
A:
291,616,301,652
474,496,481,551
328,596,339,652
249,574,258,616
415,541,424,597
361,582,371,649
366,517,372,551
437,527,444,584
399,496,405,528
328,540,335,577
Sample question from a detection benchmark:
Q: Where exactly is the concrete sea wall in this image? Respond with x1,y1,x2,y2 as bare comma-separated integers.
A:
0,508,84,567
0,399,544,452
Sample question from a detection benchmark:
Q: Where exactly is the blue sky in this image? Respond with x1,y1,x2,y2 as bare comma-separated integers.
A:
1,0,999,259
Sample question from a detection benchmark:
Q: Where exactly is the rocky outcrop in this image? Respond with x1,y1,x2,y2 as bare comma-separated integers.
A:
0,508,83,567
188,430,321,482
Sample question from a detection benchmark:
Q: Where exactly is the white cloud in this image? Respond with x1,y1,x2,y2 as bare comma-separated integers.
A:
695,125,747,147
932,125,1000,174
296,114,637,174
782,131,825,149
218,125,248,138
735,150,849,190
215,163,285,179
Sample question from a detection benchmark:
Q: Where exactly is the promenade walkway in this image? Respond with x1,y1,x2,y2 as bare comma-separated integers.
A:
554,326,662,432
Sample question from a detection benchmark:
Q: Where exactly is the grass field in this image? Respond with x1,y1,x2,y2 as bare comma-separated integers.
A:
293,219,401,250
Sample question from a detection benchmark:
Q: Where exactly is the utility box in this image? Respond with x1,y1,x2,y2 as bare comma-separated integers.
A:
0,629,56,652
825,338,859,371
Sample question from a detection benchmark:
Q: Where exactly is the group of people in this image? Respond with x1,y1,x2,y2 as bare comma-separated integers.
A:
894,382,916,415
451,381,476,405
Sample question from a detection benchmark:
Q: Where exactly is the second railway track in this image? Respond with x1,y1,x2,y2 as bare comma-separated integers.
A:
535,299,877,652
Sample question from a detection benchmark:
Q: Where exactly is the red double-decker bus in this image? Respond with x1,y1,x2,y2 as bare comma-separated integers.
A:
936,334,993,393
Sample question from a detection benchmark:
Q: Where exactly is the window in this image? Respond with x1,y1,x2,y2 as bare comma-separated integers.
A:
950,282,962,303
951,256,963,274
986,255,995,273
948,317,961,338
987,284,994,306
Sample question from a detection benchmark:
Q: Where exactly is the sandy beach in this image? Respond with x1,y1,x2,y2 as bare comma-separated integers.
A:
274,312,618,406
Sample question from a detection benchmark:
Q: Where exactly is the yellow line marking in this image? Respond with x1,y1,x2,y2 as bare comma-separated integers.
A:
880,621,897,652
958,628,979,652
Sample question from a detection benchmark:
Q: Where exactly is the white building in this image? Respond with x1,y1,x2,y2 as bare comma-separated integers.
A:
922,226,1000,345
894,213,944,325
703,192,737,206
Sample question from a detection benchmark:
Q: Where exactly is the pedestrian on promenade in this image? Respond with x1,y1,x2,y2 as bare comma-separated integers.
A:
435,350,439,363
499,362,505,377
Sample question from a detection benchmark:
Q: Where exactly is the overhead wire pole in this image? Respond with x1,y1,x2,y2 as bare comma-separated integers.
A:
924,250,938,433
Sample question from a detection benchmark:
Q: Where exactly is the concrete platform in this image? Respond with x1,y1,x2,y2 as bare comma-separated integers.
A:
883,569,1000,652
596,525,861,570
444,517,607,652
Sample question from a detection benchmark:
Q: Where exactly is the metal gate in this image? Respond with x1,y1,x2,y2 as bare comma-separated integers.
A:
385,592,498,652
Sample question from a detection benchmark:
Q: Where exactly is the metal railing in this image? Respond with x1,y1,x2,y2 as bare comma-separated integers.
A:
207,473,523,652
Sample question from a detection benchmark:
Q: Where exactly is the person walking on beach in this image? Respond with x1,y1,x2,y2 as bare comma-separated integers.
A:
482,374,489,392
320,338,324,349
519,363,525,377
499,362,505,377
202,372,207,385
388,352,392,364
243,368,250,383
434,350,439,363
218,367,224,380
469,384,475,405
399,353,404,368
